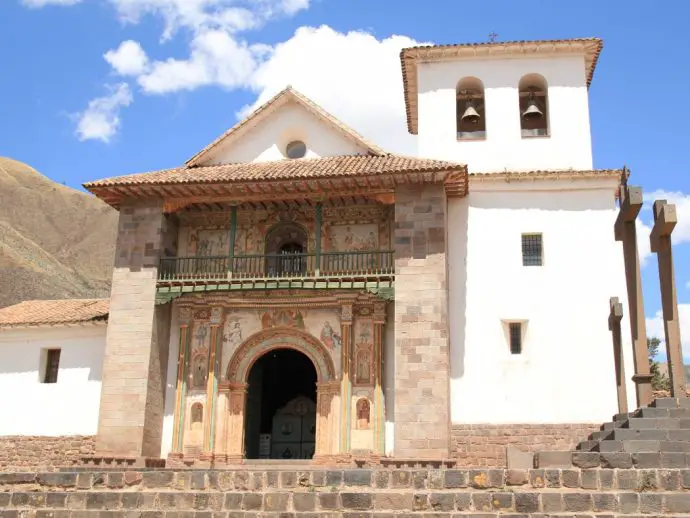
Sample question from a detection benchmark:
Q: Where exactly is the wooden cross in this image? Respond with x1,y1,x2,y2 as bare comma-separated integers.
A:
650,199,687,398
614,184,653,407
608,296,628,413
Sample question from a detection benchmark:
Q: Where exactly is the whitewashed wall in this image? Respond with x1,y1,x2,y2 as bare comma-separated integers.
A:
206,104,369,165
0,325,106,436
383,301,395,456
416,54,593,172
447,178,634,424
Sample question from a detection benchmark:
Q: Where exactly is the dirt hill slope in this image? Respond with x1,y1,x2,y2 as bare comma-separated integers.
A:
0,157,118,308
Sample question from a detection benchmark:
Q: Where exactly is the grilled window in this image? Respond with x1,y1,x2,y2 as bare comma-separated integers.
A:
521,233,543,266
43,349,61,383
509,323,522,355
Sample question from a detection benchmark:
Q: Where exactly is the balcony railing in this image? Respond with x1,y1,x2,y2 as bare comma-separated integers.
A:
158,250,394,282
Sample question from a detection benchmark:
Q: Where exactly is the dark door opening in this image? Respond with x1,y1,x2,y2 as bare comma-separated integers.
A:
278,243,305,275
244,348,317,459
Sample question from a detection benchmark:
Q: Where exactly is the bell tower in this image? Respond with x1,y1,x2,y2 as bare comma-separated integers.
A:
401,38,602,173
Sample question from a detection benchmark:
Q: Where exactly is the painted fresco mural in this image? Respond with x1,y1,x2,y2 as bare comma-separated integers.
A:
176,203,391,257
219,306,342,380
353,318,374,386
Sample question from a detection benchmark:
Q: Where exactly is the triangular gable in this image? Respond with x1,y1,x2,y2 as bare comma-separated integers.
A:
186,86,386,167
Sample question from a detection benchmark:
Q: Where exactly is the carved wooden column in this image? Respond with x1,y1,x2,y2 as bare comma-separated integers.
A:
340,303,353,453
316,380,340,457
650,200,687,398
373,301,386,454
614,184,653,407
203,307,223,457
226,382,248,462
171,307,192,456
609,297,628,413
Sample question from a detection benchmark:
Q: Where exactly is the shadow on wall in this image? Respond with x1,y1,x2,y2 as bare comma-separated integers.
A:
448,198,469,383
470,189,616,212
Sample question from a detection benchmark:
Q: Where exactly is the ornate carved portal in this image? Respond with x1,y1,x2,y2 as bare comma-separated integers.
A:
220,327,340,462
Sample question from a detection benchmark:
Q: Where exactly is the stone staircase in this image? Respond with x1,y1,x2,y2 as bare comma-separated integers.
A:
2,465,690,516
536,397,690,470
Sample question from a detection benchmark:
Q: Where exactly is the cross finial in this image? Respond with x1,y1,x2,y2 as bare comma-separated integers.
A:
488,32,498,43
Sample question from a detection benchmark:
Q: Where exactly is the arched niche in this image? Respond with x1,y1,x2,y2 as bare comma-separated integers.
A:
519,73,549,137
456,77,486,140
264,222,309,276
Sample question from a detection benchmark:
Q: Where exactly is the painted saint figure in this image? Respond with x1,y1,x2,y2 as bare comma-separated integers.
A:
320,320,342,349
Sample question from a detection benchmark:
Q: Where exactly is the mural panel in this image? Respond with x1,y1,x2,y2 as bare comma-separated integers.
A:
189,229,230,257
327,224,378,252
354,318,374,386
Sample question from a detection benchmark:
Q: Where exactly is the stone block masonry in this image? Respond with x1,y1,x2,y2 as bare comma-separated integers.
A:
452,423,599,467
2,467,690,516
394,183,450,459
0,436,94,471
96,200,177,459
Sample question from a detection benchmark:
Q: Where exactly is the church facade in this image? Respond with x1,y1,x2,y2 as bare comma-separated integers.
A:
81,37,632,466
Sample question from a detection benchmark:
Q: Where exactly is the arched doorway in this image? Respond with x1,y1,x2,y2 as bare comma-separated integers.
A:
223,328,340,462
244,349,317,459
265,223,308,276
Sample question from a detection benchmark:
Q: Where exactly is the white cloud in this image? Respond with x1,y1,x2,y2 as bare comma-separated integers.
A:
646,304,690,358
239,25,425,154
22,0,81,7
108,0,308,40
74,83,133,142
137,29,258,94
104,40,149,76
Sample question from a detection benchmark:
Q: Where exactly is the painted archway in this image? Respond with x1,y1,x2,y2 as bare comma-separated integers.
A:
220,327,340,461
226,327,336,383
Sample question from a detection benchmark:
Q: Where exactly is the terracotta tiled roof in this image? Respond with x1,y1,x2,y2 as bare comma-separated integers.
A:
85,154,465,188
400,38,604,134
185,86,386,166
0,299,109,329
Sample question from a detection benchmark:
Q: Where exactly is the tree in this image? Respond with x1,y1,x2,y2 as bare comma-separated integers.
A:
648,337,670,391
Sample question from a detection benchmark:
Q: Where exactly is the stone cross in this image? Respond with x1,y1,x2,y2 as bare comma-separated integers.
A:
650,199,687,398
608,296,628,413
614,184,653,407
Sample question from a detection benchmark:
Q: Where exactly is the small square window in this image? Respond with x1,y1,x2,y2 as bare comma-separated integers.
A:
521,233,543,266
43,349,61,384
509,323,522,355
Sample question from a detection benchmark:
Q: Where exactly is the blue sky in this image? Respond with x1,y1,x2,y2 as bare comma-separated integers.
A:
1,0,689,358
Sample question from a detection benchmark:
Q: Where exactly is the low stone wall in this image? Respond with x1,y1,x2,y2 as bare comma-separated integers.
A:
1,467,690,516
452,423,599,467
0,436,95,471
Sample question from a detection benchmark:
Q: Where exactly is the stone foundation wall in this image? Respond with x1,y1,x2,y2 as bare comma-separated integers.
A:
0,436,95,471
1,467,690,516
452,424,599,467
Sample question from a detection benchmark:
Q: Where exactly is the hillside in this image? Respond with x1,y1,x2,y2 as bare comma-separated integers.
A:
0,157,118,308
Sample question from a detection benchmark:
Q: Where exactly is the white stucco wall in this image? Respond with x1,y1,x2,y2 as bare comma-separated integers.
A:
416,54,593,172
448,178,635,424
0,324,106,436
383,301,395,456
161,306,180,458
207,103,369,165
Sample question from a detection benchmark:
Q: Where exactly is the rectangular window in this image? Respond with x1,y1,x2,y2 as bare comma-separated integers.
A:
43,349,61,383
521,233,543,266
509,323,522,355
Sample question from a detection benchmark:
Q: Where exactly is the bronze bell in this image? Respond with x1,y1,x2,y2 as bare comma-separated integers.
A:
522,96,544,120
461,100,481,124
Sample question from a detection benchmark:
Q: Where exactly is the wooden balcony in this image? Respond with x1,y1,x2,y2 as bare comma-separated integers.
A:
156,250,395,298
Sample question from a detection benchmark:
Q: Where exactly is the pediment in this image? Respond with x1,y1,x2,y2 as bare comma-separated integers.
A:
186,87,385,167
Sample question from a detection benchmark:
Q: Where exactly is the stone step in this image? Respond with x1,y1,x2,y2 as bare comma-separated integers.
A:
576,440,599,451
536,450,690,469
596,439,690,453
636,406,690,419
588,430,613,441
652,397,690,409
620,417,690,430
3,489,690,515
